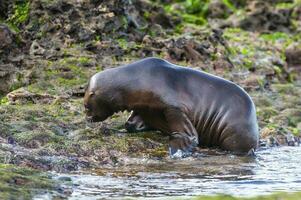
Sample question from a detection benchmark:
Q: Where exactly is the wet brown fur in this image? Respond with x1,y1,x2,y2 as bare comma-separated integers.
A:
84,57,259,154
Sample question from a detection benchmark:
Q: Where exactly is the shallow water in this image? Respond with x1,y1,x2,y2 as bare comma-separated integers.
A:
57,146,301,199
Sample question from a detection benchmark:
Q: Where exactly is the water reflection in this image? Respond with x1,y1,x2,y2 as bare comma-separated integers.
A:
58,146,301,199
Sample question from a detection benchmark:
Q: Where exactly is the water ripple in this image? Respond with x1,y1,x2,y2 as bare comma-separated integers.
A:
57,146,301,199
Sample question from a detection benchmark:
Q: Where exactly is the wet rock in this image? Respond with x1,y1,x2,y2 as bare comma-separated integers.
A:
149,11,179,29
67,85,86,97
286,133,296,146
208,0,233,19
53,159,78,173
230,0,248,8
0,1,10,19
166,37,209,63
7,136,16,145
0,64,15,94
94,148,118,166
262,133,300,147
0,24,25,61
77,26,94,42
285,43,301,69
240,75,263,91
142,35,152,45
276,134,289,146
51,126,66,136
30,41,45,56
58,176,72,182
267,136,280,147
259,139,268,147
297,123,301,132
238,1,293,32
261,127,278,139
212,57,233,73
0,24,14,50
7,88,56,104
292,5,301,32
260,126,300,147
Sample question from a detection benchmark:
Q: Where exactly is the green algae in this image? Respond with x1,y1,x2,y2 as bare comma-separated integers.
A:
117,38,128,50
13,130,63,148
162,0,208,26
272,83,297,95
260,32,293,44
257,107,279,121
25,57,93,95
0,97,9,105
190,192,301,200
276,0,301,9
222,0,236,11
0,164,55,199
0,97,169,163
7,1,30,30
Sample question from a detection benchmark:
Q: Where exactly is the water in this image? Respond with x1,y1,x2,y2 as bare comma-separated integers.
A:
56,146,301,199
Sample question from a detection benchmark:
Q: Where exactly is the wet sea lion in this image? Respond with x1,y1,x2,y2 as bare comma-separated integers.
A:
84,57,259,156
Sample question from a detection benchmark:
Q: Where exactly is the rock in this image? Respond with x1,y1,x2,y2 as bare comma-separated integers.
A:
285,43,301,69
0,24,14,50
7,88,55,104
67,85,86,97
230,0,248,8
208,0,232,19
142,35,152,45
259,139,268,147
286,133,296,146
293,4,301,21
0,1,9,18
267,136,280,147
7,136,16,145
212,57,233,73
297,122,301,132
58,176,72,182
238,1,293,32
30,41,45,56
0,64,15,94
240,75,263,90
261,127,277,139
167,37,208,63
275,134,288,145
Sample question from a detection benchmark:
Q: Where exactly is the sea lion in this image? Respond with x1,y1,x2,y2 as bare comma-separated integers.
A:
84,57,259,156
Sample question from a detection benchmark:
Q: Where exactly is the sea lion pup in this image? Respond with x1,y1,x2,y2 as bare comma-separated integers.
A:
84,57,259,156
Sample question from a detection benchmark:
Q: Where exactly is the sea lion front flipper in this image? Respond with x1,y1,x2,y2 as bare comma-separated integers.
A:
164,108,199,158
169,132,198,158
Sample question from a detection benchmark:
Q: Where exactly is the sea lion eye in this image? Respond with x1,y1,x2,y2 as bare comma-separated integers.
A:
89,91,95,97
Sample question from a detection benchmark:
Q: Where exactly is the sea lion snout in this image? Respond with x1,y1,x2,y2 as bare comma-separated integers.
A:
84,107,111,122
83,88,108,122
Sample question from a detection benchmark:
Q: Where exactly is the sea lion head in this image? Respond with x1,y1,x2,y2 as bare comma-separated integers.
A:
83,87,114,122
